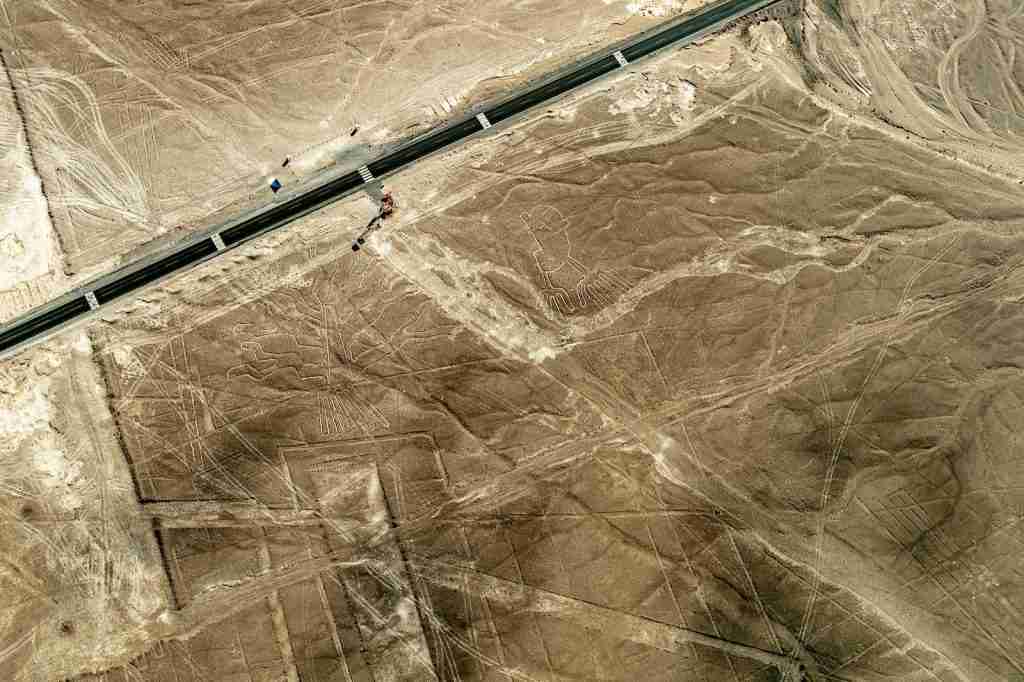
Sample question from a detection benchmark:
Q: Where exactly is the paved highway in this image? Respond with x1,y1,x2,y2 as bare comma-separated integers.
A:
0,0,785,357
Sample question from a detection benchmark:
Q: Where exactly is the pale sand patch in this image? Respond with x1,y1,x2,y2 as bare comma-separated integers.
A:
0,60,63,320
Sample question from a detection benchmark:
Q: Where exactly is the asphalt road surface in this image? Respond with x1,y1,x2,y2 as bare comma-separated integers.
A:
0,0,785,357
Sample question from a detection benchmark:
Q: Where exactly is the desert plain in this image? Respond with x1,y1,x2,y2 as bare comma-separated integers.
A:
3,0,1024,681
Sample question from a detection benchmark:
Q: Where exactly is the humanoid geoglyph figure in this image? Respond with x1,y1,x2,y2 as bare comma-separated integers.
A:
521,204,631,316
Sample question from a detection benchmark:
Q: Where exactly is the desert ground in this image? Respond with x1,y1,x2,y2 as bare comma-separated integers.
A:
0,0,713,307
3,0,1024,681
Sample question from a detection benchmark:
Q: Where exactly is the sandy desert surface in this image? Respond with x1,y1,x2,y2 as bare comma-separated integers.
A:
3,0,1024,680
0,0,713,304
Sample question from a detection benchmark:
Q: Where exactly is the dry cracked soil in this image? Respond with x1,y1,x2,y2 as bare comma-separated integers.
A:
3,1,1024,681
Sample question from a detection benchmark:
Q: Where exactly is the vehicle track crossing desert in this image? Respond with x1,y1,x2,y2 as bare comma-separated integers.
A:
3,0,1024,680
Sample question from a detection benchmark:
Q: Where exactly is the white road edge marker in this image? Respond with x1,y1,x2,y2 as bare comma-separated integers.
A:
476,112,492,130
85,292,99,310
613,50,629,68
211,233,226,251
358,166,375,183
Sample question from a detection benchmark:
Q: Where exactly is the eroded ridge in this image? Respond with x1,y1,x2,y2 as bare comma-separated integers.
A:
5,1,1024,681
